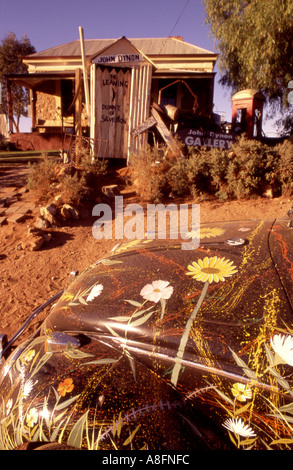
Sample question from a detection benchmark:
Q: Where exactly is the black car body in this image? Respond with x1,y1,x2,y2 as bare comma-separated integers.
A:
0,218,293,450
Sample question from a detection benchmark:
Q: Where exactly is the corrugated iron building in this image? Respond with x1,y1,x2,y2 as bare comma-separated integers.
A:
8,36,218,159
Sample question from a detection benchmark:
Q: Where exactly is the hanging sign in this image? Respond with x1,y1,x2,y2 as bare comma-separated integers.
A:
131,116,156,137
177,128,234,149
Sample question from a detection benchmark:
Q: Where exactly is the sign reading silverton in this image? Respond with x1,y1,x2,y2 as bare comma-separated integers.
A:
177,128,234,149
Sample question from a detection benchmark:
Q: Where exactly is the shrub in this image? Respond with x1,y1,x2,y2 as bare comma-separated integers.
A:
26,151,108,205
58,172,87,205
129,145,172,202
26,153,57,203
167,158,190,197
130,136,293,203
79,153,108,177
168,148,216,200
276,139,293,195
224,136,280,199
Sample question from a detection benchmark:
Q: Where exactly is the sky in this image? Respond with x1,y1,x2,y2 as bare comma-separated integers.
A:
1,0,278,135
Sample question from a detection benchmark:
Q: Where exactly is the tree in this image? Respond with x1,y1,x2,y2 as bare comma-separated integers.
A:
0,32,36,132
204,0,293,129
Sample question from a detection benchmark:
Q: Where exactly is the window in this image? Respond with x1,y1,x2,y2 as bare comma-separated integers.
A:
61,80,74,117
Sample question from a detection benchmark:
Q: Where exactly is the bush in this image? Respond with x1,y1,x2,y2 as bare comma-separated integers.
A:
130,145,172,202
26,153,57,203
168,149,216,200
276,139,293,196
79,153,108,177
26,152,108,205
130,136,293,202
224,136,279,199
58,172,87,205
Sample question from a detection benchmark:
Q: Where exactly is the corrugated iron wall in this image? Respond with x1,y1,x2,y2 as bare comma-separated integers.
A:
90,63,152,160
128,64,153,160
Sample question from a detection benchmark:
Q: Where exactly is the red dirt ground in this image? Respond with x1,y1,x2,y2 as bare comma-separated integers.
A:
0,163,292,347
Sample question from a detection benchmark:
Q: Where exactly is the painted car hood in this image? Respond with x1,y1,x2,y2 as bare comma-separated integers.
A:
1,218,293,450
43,218,293,370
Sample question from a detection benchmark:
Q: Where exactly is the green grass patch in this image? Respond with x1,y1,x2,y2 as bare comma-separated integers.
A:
0,150,60,163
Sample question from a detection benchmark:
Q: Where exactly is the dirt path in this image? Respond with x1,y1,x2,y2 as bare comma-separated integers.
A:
0,163,292,346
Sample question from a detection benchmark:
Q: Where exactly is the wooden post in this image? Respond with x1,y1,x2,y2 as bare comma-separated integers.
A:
79,26,90,127
74,68,83,163
75,68,82,136
151,105,184,157
7,81,14,133
30,89,36,131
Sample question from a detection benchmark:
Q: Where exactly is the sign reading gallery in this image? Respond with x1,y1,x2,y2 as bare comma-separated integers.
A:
177,128,234,149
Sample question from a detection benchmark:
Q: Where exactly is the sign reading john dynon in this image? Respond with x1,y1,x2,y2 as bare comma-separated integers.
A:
177,128,234,149
95,53,143,64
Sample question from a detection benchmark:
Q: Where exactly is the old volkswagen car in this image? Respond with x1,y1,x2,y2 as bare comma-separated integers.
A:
0,218,293,450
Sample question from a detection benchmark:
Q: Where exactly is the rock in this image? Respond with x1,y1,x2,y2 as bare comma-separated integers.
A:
263,187,273,198
43,232,52,243
40,203,57,217
30,236,45,251
102,184,119,198
35,216,51,229
22,235,45,251
54,194,65,206
40,204,59,226
27,226,43,237
60,204,79,219
23,226,53,251
46,203,57,216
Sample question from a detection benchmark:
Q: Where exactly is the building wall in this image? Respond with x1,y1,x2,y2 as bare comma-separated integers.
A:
35,81,74,130
36,91,58,124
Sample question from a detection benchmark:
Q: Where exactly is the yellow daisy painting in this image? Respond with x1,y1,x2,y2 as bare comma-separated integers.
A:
186,227,225,240
231,383,253,402
186,256,238,283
